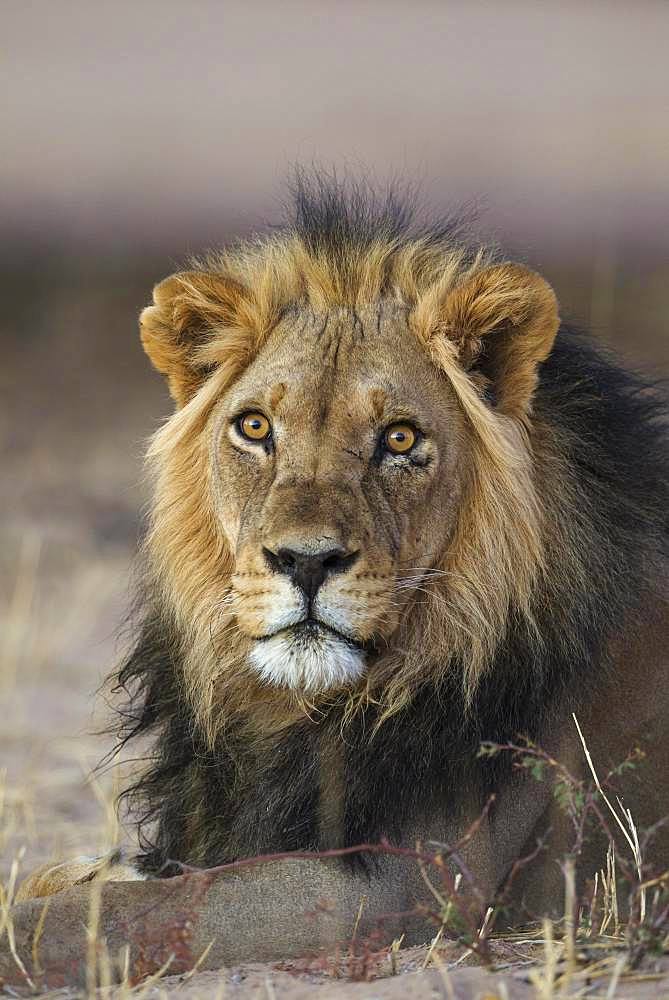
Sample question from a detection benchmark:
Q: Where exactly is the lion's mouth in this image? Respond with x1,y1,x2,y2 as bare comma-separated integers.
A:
263,618,363,649
249,617,373,690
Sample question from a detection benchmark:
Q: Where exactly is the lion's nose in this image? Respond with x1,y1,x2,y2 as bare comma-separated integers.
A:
263,543,359,600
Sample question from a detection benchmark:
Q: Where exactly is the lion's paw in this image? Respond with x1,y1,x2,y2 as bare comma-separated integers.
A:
15,849,146,902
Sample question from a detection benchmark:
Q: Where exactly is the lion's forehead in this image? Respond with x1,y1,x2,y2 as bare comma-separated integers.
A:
224,302,453,429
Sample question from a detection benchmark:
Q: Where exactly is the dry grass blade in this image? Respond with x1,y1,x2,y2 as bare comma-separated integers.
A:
0,850,36,993
389,933,404,975
422,925,444,969
0,533,41,693
606,952,627,999
528,918,560,1000
350,893,367,943
427,945,457,1000
30,895,50,976
563,855,576,991
179,938,215,983
86,872,104,997
573,713,646,921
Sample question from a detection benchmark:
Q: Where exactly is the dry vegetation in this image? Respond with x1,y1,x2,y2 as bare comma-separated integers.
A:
1,253,668,997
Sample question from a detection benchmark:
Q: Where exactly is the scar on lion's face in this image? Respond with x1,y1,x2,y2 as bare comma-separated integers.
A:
210,303,468,691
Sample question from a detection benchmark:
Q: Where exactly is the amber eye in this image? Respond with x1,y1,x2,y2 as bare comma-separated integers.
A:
384,423,417,454
238,412,271,441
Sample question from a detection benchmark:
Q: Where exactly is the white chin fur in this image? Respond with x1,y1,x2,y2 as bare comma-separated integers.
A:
249,629,366,691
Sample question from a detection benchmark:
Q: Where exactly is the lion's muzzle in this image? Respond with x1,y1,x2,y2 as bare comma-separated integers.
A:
244,537,366,691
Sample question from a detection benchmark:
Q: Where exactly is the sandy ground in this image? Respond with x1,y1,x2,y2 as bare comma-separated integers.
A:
1,534,132,875
152,956,669,1000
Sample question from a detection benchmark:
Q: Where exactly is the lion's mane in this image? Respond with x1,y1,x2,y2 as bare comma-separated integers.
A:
111,176,669,873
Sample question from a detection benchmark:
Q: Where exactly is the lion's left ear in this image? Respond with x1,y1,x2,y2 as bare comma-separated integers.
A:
437,264,559,420
140,270,251,407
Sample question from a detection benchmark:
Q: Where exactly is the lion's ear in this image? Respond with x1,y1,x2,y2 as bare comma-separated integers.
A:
140,270,250,406
438,264,559,420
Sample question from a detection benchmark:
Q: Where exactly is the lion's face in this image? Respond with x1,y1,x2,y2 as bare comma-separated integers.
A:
212,303,468,691
141,230,558,715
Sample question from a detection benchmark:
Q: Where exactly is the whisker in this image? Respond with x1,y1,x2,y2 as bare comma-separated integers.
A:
404,584,492,636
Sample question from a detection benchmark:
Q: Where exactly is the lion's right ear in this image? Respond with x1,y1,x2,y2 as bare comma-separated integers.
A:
140,271,250,406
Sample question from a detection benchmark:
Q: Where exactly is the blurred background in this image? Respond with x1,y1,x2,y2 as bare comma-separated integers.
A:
1,1,667,874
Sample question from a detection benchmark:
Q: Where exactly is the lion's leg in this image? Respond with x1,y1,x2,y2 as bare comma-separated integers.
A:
3,855,450,989
14,849,146,903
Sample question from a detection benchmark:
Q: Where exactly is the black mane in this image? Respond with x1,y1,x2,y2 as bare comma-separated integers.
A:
290,168,482,266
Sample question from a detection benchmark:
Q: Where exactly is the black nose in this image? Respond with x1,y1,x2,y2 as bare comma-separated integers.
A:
263,544,359,600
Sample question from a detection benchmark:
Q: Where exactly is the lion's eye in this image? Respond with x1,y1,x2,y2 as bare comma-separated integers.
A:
238,412,272,441
384,423,417,455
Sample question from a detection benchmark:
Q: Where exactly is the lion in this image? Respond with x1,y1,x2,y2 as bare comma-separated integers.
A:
8,176,669,983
